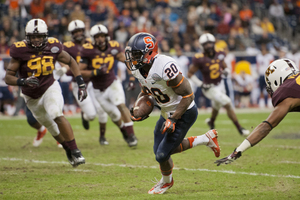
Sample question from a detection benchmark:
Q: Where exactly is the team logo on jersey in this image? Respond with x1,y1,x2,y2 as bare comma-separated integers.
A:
218,54,225,60
111,49,119,55
151,73,162,82
51,46,59,53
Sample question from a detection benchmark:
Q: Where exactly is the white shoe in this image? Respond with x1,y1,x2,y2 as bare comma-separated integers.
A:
57,141,63,148
205,129,220,157
148,178,174,194
33,128,47,147
239,128,250,136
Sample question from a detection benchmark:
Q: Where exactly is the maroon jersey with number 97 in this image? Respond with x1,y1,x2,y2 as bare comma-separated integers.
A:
80,41,122,91
10,38,63,99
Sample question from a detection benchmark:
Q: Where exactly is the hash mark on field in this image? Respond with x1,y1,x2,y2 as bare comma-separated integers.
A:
1,157,300,179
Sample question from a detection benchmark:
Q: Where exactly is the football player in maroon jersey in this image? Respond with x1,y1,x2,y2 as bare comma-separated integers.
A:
57,20,109,145
4,19,87,167
188,33,250,136
215,59,300,165
79,24,138,147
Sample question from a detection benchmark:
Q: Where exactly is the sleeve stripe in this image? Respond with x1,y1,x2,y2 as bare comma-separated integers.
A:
182,92,193,99
171,76,184,88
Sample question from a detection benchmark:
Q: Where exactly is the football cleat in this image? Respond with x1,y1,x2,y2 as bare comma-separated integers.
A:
126,135,138,147
148,178,174,194
205,118,215,129
81,112,89,130
239,127,250,136
57,141,63,148
70,149,85,167
205,129,220,157
33,128,47,147
99,137,109,145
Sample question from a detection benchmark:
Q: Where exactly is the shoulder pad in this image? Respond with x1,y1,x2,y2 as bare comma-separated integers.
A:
83,43,94,49
63,41,75,48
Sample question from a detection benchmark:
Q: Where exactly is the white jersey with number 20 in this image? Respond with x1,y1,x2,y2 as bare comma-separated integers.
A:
132,54,195,119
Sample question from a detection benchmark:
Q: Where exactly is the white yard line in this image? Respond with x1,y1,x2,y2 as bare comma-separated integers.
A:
1,157,300,179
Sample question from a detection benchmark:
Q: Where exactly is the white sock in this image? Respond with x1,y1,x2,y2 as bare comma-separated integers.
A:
162,173,172,183
119,121,124,128
38,125,46,132
191,135,209,147
124,121,133,127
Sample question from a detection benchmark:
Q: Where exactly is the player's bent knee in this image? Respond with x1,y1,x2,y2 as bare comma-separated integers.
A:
155,152,169,163
85,113,96,121
108,110,121,122
47,123,60,137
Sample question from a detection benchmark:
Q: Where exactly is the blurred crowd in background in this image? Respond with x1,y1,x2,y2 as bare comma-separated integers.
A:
1,0,300,116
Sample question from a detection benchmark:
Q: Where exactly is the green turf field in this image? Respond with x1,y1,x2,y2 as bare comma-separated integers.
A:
0,109,299,200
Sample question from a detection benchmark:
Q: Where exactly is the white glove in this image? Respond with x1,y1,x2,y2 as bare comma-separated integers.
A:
55,67,67,77
222,68,230,77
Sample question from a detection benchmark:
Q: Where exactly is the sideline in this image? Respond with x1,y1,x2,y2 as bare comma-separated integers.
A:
1,157,299,179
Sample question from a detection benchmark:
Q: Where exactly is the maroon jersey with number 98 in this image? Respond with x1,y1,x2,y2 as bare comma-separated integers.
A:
10,38,63,99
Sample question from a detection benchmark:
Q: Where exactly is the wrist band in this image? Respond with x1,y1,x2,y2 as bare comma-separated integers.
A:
17,78,25,86
262,120,273,130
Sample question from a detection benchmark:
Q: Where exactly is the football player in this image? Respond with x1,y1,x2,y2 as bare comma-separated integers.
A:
126,32,221,194
215,59,300,165
187,33,250,136
57,20,109,145
79,24,138,147
4,19,87,167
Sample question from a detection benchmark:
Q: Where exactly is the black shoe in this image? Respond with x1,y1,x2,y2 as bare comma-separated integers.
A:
99,137,109,145
205,118,215,129
64,148,74,166
81,112,89,130
126,135,138,147
70,149,85,167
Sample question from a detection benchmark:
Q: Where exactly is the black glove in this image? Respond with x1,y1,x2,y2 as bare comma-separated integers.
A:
17,76,39,89
75,75,87,102
130,107,149,122
160,117,177,134
78,84,87,102
91,64,108,76
214,149,242,166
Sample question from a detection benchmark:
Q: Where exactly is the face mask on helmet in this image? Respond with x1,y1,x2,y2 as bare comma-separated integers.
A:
25,19,48,49
68,20,85,43
202,42,215,55
90,24,110,49
199,33,216,56
265,59,299,96
125,32,158,71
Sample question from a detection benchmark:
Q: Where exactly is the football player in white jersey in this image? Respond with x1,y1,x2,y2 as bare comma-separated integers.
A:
125,32,221,194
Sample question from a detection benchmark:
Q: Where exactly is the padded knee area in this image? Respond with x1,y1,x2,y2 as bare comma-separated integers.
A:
85,113,96,121
155,151,169,163
47,123,60,137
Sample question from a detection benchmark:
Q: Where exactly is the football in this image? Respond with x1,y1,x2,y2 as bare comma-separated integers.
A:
133,95,155,118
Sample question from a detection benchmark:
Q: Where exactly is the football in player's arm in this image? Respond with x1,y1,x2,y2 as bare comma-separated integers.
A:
126,32,221,194
215,59,300,166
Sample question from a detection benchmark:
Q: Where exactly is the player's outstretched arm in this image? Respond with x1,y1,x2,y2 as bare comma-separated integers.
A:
215,98,299,166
